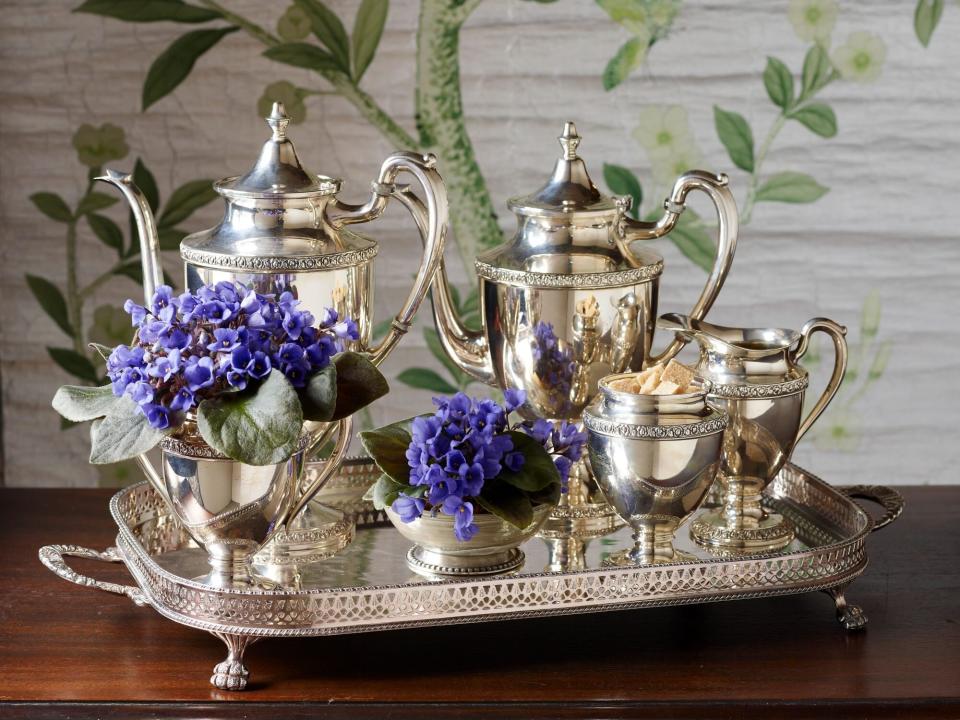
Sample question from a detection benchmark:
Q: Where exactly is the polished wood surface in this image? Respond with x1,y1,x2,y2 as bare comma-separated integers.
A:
0,486,957,719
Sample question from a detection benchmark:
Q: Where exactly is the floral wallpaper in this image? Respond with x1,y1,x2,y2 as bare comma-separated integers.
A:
1,0,957,486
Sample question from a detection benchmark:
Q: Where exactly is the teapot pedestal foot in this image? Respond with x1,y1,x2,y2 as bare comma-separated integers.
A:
603,547,697,567
690,509,795,553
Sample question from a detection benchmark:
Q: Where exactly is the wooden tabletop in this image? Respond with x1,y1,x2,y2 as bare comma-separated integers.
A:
0,486,957,719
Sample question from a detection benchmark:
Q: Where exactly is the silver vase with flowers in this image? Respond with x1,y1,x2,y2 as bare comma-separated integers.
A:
362,389,586,577
93,102,448,569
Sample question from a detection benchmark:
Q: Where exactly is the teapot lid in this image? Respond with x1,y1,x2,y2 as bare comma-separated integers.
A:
179,103,376,273
215,102,340,198
507,122,620,218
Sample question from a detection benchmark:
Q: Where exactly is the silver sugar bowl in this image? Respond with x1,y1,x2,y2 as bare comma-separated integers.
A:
98,102,448,569
583,374,727,565
659,314,848,553
426,122,739,535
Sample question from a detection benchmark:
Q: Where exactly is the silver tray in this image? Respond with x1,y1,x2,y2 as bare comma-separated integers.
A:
40,460,903,691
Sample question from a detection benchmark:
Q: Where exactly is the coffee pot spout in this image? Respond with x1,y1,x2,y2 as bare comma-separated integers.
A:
95,169,163,305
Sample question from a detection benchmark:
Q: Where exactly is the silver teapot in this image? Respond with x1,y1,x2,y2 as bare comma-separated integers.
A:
659,314,848,552
425,122,739,531
98,103,448,570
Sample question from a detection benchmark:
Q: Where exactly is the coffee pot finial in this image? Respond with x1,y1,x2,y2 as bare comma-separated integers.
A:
559,121,581,160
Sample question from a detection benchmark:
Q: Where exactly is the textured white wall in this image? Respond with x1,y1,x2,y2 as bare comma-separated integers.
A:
1,0,958,486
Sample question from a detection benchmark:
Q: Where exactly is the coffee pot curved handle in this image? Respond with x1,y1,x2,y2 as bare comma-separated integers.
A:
792,317,848,443
329,152,448,367
620,170,739,365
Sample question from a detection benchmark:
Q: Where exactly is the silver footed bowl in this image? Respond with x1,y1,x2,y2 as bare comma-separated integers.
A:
386,504,553,578
583,373,727,565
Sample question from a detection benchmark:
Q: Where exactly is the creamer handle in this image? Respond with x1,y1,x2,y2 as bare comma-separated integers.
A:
793,317,848,443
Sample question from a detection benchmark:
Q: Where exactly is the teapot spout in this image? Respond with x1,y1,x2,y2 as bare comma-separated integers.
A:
389,187,496,386
96,169,163,305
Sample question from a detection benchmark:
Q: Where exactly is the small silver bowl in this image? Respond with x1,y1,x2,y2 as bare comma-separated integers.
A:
583,373,727,565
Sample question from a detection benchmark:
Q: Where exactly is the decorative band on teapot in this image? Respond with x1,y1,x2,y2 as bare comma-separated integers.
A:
474,258,663,289
180,245,379,273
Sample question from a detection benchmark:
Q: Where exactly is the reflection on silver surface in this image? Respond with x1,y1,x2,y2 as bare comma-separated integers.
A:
584,374,727,564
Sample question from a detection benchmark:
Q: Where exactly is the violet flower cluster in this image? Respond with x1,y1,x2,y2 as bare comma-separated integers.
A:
393,389,586,541
106,281,359,430
532,321,575,402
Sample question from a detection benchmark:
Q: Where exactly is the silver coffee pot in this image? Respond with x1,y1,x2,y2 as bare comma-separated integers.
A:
425,122,739,531
97,103,448,568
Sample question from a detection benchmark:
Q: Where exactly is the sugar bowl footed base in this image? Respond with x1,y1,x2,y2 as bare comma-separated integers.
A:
387,504,553,578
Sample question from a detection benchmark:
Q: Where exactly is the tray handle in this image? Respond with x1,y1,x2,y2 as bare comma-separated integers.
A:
837,485,904,532
39,544,149,606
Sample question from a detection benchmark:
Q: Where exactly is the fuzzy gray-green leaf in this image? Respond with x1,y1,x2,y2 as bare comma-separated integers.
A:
53,384,118,422
360,420,413,485
300,363,337,422
197,371,303,465
89,396,166,464
330,352,389,419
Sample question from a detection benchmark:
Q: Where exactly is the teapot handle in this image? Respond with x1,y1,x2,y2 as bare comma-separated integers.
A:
329,152,448,367
621,171,739,365
288,416,354,523
792,318,848,444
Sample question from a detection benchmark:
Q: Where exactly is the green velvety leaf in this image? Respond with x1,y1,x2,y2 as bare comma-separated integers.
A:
76,191,118,215
263,42,342,73
397,368,458,394
26,274,73,336
87,213,124,255
133,158,160,213
602,37,646,91
142,27,238,110
800,44,832,99
294,0,351,74
197,371,303,465
915,0,944,47
365,473,408,510
300,363,337,422
498,431,560,492
158,179,217,227
603,163,642,219
763,56,794,110
30,192,74,223
48,347,99,383
359,420,413,484
476,480,534,530
788,102,837,138
755,171,829,203
668,212,715,272
89,396,166,464
74,0,222,23
713,106,754,172
53,384,118,422
158,226,187,251
351,0,387,81
331,352,389,419
528,479,561,508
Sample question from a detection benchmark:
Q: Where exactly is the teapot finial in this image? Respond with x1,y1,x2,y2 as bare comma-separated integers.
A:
558,122,581,160
266,102,290,141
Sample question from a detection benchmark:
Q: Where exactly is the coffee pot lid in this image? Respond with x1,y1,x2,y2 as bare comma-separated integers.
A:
507,122,620,218
215,102,340,198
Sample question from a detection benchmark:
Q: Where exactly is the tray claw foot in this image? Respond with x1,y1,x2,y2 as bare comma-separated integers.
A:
825,584,867,631
210,632,258,691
